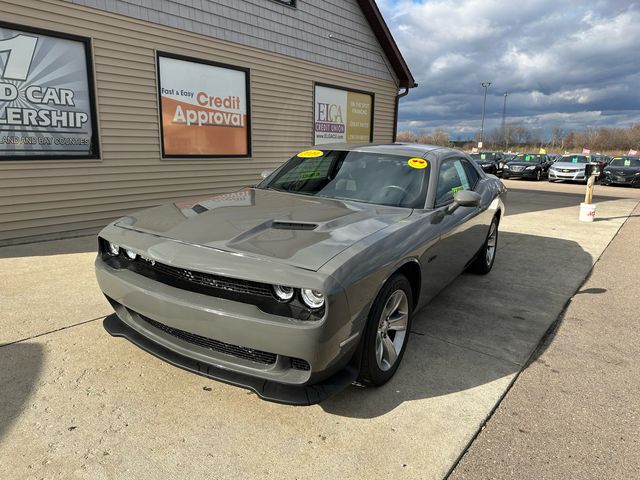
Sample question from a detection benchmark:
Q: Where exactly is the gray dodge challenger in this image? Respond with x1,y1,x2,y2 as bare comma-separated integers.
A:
96,143,506,405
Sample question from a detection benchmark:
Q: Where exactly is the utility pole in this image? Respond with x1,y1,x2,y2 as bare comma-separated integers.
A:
502,92,508,151
480,82,491,146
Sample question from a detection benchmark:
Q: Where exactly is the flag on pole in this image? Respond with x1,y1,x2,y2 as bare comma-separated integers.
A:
582,148,591,154
629,149,638,155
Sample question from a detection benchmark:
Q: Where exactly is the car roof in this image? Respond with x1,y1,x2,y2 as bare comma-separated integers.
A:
311,142,459,161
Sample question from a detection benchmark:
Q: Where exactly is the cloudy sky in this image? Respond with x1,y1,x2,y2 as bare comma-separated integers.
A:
378,0,640,140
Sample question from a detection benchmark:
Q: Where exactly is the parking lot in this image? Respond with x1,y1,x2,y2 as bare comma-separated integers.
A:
1,180,639,480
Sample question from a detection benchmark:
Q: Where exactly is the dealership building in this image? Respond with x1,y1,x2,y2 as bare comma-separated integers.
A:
0,0,415,244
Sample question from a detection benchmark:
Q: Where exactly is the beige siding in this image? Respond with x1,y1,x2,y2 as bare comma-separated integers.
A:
0,0,400,244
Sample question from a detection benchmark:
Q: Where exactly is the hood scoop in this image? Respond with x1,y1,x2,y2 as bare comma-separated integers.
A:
271,221,318,231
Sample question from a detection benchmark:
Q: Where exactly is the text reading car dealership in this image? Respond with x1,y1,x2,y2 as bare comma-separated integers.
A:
0,0,415,245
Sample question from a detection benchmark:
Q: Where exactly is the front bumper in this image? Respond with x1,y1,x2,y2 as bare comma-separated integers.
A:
95,226,362,405
104,313,357,405
502,168,538,179
548,169,586,181
599,174,640,186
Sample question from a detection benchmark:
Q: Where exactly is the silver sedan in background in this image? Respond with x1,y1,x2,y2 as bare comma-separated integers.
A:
95,144,507,404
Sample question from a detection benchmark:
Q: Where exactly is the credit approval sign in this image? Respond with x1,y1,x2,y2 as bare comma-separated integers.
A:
158,54,250,157
0,24,97,159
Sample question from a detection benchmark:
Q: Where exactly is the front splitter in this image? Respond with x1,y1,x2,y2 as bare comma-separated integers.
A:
103,314,358,406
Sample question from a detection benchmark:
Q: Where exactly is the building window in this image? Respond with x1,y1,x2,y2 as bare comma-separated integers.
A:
314,83,374,145
271,0,296,7
157,53,251,158
0,22,99,160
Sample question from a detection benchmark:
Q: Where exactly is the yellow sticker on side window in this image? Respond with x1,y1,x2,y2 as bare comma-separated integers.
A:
297,149,324,158
408,158,428,169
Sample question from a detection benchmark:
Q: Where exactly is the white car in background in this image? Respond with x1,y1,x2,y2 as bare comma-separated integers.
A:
548,154,593,183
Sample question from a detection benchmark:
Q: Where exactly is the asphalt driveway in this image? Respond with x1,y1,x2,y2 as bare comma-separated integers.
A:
1,181,639,479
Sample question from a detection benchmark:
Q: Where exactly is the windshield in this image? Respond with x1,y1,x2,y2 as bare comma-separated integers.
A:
560,155,590,164
471,152,497,162
259,150,430,208
609,157,640,167
513,153,544,163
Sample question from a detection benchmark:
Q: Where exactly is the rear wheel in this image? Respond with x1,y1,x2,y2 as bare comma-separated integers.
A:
468,216,499,274
535,169,542,181
358,274,413,387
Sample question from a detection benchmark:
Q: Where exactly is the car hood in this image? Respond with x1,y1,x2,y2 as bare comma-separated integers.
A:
604,166,640,173
552,162,587,169
116,188,411,271
507,162,541,167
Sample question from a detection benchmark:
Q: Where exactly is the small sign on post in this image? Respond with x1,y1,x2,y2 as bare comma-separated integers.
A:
579,163,598,222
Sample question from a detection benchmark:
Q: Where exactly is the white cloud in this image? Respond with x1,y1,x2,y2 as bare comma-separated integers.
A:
379,0,640,137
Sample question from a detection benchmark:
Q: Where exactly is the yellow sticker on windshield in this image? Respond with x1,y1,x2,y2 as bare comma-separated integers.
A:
297,149,324,158
408,158,428,169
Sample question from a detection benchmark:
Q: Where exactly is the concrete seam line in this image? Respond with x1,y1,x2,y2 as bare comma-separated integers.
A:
420,332,523,367
443,199,639,480
0,315,106,348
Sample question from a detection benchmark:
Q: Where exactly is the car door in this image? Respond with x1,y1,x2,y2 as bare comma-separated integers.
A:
417,157,487,304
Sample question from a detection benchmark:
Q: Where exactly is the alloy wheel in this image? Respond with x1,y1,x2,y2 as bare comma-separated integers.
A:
486,221,498,266
375,290,409,372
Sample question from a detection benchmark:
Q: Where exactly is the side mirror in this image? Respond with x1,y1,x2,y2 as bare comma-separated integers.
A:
260,170,273,180
446,190,481,214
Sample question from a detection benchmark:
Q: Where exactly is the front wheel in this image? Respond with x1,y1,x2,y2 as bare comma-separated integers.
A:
535,169,542,181
468,216,499,274
358,274,413,387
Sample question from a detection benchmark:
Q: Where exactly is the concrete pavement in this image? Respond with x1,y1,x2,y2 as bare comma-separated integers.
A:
1,180,638,479
450,200,640,480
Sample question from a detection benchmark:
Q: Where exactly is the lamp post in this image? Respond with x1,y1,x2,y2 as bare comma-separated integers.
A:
502,92,508,150
479,81,491,146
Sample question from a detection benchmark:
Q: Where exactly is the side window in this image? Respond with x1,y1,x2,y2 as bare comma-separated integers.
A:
462,159,480,189
435,159,471,206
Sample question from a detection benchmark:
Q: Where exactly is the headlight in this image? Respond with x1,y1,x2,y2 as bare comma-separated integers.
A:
301,289,325,309
482,163,491,167
107,241,120,256
525,166,536,170
503,164,510,169
124,249,137,261
273,285,294,302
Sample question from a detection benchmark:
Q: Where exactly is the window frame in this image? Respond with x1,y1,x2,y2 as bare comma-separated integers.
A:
269,0,297,7
156,51,252,159
0,20,100,161
433,157,475,208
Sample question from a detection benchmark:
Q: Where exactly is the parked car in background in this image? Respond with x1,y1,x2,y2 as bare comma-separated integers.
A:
470,151,504,175
96,143,507,405
502,153,551,181
548,154,594,183
599,156,640,187
593,154,613,173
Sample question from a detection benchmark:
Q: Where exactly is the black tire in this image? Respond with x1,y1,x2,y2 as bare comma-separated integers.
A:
358,274,413,387
468,216,499,275
535,169,542,181
548,178,555,183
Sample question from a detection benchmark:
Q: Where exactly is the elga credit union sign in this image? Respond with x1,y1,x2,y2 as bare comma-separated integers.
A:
158,54,250,157
0,24,97,159
314,85,373,145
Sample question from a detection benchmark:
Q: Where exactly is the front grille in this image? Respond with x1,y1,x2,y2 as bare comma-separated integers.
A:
141,315,311,371
135,259,273,298
510,166,525,172
141,315,277,365
290,358,311,371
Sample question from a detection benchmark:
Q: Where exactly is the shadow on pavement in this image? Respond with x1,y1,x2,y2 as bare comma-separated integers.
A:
505,188,629,216
0,235,96,259
321,231,595,418
0,343,44,441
